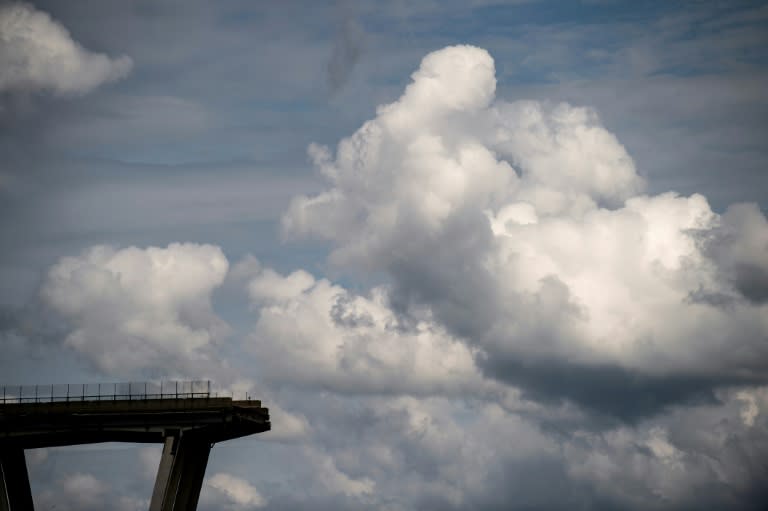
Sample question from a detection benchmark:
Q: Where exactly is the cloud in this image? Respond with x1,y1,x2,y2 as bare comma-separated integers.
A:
35,472,146,511
59,473,108,509
260,400,311,442
26,41,768,511
245,264,484,396
299,447,375,498
0,2,132,95
282,45,768,416
207,473,267,509
41,243,229,376
561,387,768,510
700,202,768,304
138,446,162,480
257,386,768,511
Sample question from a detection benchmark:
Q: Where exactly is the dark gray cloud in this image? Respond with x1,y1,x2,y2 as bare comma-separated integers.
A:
232,387,768,511
480,356,762,423
731,263,768,304
696,203,768,304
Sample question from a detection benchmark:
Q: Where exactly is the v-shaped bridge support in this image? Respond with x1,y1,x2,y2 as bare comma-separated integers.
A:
149,434,212,511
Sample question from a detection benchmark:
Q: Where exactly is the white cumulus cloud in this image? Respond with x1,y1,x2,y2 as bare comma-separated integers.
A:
282,44,768,386
41,243,229,375
207,473,267,508
0,2,132,95
245,263,484,395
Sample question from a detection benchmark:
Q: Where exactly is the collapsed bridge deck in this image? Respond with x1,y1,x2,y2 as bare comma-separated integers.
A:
0,397,270,448
0,382,270,511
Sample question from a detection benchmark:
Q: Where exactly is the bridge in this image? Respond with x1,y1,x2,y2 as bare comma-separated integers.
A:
0,381,270,511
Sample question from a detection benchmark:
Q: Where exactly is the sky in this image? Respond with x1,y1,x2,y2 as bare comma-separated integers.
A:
1,0,768,509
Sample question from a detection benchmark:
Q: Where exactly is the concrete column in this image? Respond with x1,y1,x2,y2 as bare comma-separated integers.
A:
0,448,34,511
148,435,211,511
0,458,9,511
170,439,210,510
149,436,178,511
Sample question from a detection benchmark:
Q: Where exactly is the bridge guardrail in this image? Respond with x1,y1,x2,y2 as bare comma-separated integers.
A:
0,380,213,404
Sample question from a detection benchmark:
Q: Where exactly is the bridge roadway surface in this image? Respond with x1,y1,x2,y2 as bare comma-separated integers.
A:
0,397,270,511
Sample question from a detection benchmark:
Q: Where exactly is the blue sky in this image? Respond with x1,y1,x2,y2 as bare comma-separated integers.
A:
1,1,768,510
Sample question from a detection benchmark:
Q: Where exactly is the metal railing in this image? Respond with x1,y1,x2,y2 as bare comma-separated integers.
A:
0,380,212,404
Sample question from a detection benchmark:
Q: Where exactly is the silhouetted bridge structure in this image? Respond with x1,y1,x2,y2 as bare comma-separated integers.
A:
0,381,270,511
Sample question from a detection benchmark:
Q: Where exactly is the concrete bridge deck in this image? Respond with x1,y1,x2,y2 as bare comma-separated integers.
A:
0,397,270,448
0,390,270,511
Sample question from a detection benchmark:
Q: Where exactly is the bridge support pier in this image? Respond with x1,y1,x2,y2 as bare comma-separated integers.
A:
149,434,211,511
0,448,34,511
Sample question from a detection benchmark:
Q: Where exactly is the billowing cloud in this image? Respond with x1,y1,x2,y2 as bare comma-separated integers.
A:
307,449,375,498
0,2,132,95
283,45,768,416
250,386,768,511
245,261,484,395
561,386,768,510
701,203,768,304
207,473,267,509
41,243,229,375
35,472,145,511
28,42,768,511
